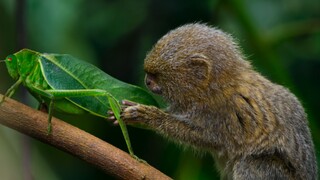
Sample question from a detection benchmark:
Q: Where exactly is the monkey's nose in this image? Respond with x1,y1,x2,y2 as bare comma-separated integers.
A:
145,74,154,86
146,78,151,86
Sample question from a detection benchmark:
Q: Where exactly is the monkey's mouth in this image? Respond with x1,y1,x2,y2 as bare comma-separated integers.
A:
149,86,162,95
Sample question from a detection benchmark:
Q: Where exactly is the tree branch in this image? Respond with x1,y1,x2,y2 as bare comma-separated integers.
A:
0,94,171,180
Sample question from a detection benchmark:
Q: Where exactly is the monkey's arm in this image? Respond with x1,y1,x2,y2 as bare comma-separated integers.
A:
119,101,224,149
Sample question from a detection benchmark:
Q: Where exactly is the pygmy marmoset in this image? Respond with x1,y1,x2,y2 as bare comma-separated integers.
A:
111,23,317,179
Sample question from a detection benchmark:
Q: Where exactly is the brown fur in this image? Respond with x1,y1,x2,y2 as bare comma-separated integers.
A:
120,23,317,180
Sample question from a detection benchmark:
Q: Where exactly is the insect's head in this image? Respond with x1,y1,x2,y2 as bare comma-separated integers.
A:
4,54,19,80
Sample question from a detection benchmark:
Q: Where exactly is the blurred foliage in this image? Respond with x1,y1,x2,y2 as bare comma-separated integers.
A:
0,0,319,179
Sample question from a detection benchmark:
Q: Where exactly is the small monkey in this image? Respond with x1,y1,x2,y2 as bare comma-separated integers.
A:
110,23,317,179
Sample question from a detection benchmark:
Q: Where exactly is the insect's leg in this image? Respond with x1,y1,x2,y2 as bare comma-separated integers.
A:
26,86,56,134
47,100,54,134
37,102,48,113
1,78,23,104
30,88,138,158
44,89,137,158
27,88,111,134
107,96,138,159
44,89,109,98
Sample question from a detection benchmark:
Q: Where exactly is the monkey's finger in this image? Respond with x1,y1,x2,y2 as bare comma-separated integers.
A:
121,106,128,111
107,115,115,120
106,116,120,126
107,115,116,121
122,100,137,106
106,111,117,121
107,111,116,120
107,110,114,115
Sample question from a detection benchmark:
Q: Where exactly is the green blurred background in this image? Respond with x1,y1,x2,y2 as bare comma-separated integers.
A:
0,0,319,179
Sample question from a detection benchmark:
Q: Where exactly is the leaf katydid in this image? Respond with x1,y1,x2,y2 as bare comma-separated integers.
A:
0,49,158,158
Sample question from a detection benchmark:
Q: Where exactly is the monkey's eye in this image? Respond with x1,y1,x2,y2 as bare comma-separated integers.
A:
147,72,158,80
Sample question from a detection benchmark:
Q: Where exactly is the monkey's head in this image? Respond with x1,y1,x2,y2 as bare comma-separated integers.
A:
144,23,250,106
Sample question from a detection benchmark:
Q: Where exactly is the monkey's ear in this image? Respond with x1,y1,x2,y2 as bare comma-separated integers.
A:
187,54,211,82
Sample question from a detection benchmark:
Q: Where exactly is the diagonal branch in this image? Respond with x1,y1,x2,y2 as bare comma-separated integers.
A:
0,94,171,180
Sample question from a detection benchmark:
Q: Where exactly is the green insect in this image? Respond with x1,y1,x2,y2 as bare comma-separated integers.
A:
0,49,158,157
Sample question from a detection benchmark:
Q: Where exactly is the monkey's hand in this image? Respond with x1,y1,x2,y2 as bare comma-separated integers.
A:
108,100,164,126
109,100,222,149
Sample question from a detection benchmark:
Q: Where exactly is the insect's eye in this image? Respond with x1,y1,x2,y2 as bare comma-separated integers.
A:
6,55,16,62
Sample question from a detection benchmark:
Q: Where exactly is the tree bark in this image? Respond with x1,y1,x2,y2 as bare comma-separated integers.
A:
0,94,171,180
